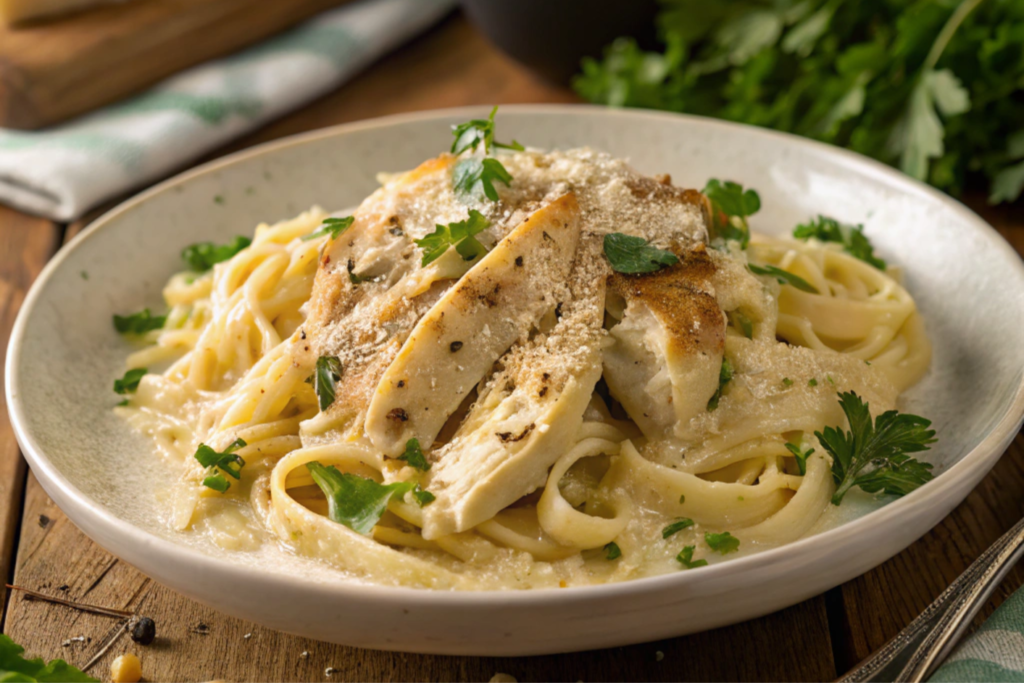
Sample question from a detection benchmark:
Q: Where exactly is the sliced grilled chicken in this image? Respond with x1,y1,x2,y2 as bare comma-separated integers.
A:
365,193,582,456
603,244,726,442
419,237,607,539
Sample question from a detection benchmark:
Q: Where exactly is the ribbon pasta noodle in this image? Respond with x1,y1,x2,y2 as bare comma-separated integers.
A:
118,148,931,590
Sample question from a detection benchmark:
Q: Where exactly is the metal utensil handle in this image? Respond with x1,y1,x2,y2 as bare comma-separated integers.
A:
838,515,1024,683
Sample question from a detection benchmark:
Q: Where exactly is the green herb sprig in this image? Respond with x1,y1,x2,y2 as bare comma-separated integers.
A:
785,441,815,476
306,462,424,534
415,210,490,266
195,438,247,493
303,216,354,242
604,542,622,560
794,216,886,270
0,634,96,682
662,518,696,539
703,179,760,248
114,367,147,395
181,236,251,272
603,233,679,274
398,438,431,471
676,545,708,569
707,357,733,411
113,308,165,335
818,391,936,505
748,264,819,294
450,107,521,202
705,531,740,555
312,356,342,413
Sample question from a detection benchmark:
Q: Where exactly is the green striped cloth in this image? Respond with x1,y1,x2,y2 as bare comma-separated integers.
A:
0,0,453,221
931,587,1024,682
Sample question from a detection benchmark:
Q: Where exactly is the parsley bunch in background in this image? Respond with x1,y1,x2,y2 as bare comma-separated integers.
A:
574,0,1024,204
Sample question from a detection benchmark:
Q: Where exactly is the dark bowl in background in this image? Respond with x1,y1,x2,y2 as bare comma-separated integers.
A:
460,0,659,85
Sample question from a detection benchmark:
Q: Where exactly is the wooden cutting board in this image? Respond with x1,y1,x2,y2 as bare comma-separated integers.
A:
0,0,352,130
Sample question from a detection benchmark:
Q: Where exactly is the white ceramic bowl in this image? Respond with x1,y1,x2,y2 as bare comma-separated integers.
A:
7,106,1024,655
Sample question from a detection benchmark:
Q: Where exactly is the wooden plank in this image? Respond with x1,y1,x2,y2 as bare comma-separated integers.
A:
7,470,836,682
0,205,61,622
0,0,352,129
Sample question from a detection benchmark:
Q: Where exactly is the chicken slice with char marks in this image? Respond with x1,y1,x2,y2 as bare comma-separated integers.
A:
365,193,581,456
419,236,607,539
603,244,726,443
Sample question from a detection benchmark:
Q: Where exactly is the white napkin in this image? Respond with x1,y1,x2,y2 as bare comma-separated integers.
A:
0,0,455,221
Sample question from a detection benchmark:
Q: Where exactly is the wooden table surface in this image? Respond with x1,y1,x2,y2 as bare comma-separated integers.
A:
1,12,1022,683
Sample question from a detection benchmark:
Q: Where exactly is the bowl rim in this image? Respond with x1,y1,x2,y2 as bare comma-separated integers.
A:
7,103,1024,607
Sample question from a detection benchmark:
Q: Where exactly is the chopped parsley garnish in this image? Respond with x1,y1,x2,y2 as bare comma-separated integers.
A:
662,518,695,539
398,438,431,471
412,486,436,506
0,634,96,682
604,541,622,560
415,210,490,266
451,106,524,155
705,531,740,555
603,233,679,274
181,236,251,272
113,368,146,395
113,308,165,335
195,438,247,493
305,462,417,535
748,264,819,293
794,215,886,270
732,311,753,339
347,258,371,285
808,378,818,387
706,358,733,411
782,377,794,387
703,179,760,249
676,545,707,569
313,356,342,412
303,216,354,242
786,441,815,476
450,107,520,202
453,157,513,202
678,494,686,504
817,391,936,506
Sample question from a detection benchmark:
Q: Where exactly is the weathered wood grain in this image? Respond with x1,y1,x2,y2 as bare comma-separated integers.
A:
0,0,353,129
0,205,61,622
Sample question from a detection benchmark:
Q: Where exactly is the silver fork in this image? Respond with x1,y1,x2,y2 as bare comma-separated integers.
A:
838,515,1024,682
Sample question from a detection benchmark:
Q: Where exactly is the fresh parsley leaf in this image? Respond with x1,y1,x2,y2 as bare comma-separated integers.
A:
703,179,760,248
0,634,97,682
785,441,815,476
748,264,819,293
302,216,354,242
313,356,342,412
398,438,431,471
705,531,740,555
603,233,679,274
808,378,818,387
575,1,1022,204
816,391,936,505
604,541,622,560
195,439,247,492
706,357,733,411
453,157,513,202
113,368,146,395
782,377,794,387
415,210,490,267
412,486,436,507
113,308,165,335
662,518,695,539
305,462,416,535
181,236,251,272
676,545,708,569
794,215,886,270
451,106,524,155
